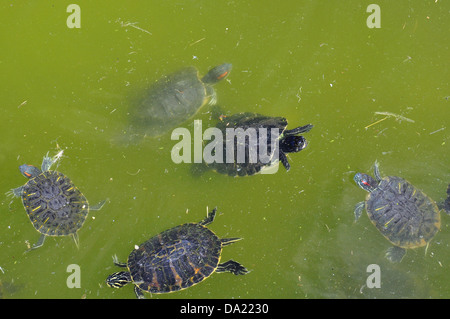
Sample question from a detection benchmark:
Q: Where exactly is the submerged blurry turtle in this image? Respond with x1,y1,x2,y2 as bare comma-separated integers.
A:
0,278,22,299
130,63,232,137
353,161,449,262
106,208,247,298
7,151,106,251
443,184,450,213
194,112,313,177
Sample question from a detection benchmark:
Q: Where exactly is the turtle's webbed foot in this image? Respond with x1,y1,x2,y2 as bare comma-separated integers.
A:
217,260,249,275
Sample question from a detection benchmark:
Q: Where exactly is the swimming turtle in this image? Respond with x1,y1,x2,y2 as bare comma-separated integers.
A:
196,112,313,176
7,151,106,251
131,63,232,137
106,208,247,298
353,161,447,262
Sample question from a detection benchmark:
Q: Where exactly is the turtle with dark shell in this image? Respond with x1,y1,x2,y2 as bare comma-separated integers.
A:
130,63,231,137
195,112,313,176
353,161,448,262
7,151,105,251
106,208,247,298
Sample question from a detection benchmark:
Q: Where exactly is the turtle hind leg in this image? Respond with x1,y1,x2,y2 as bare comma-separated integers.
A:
90,199,107,211
24,234,46,253
199,207,217,226
216,260,248,275
134,286,145,299
385,246,406,263
221,237,242,246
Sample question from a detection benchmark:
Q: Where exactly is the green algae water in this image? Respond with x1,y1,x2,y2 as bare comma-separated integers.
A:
0,1,449,299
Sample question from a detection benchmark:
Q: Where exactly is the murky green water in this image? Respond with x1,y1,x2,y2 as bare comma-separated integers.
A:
1,1,449,299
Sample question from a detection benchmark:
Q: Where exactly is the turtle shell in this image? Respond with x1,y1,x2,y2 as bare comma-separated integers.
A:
205,112,288,176
365,176,441,249
127,222,222,294
21,170,89,236
132,67,210,137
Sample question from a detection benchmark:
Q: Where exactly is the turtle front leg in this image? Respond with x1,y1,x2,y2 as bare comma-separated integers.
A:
373,160,382,182
112,254,128,268
6,186,24,198
354,202,365,222
279,152,290,171
216,260,248,275
283,124,313,136
41,150,64,171
206,86,217,105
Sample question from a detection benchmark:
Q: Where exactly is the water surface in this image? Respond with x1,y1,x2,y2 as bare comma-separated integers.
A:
0,1,449,299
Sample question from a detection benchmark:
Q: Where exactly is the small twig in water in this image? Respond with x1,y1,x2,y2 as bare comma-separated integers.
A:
189,37,206,46
429,127,445,135
365,111,415,130
374,111,415,123
17,100,27,108
117,18,152,35
126,169,141,176
365,117,388,130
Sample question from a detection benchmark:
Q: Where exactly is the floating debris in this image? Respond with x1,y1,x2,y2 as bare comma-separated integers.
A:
429,127,445,135
374,111,415,123
365,116,388,130
17,100,28,108
116,18,152,35
189,37,206,46
365,111,415,130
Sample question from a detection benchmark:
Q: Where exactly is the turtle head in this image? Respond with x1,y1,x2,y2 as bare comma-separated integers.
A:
354,173,378,192
280,135,308,153
201,63,232,84
106,271,132,289
19,164,42,179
